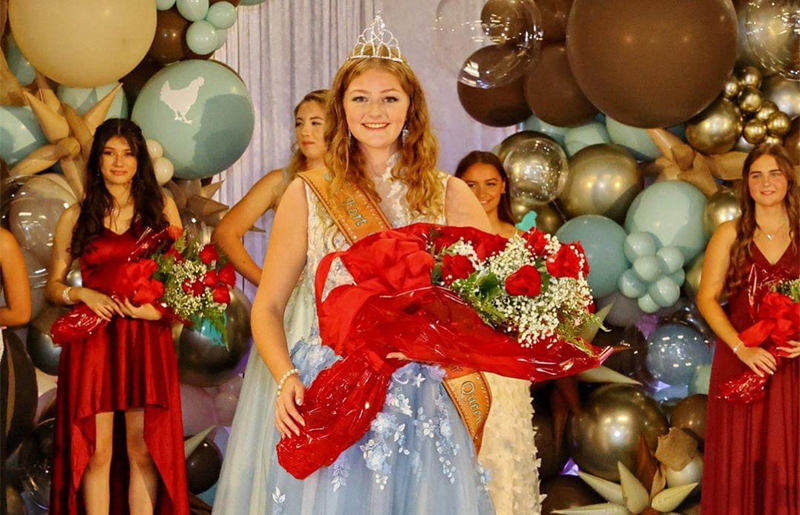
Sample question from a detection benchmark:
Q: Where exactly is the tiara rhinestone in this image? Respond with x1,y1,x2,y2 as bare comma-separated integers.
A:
348,14,404,63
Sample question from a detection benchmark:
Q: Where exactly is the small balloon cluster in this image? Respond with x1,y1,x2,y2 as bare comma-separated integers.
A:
155,0,244,58
618,233,686,314
724,67,792,147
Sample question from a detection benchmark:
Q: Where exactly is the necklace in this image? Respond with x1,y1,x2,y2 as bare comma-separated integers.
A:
757,218,787,241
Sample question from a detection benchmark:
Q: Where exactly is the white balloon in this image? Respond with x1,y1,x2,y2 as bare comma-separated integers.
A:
146,139,164,159
153,157,175,185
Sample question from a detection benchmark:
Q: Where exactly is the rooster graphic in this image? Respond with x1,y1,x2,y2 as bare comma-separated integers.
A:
159,77,205,124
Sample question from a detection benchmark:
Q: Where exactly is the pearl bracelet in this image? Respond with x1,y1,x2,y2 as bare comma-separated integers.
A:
276,368,300,397
62,286,74,305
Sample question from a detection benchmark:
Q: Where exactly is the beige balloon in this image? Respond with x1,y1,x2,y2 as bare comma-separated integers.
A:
703,188,741,235
9,0,156,88
762,75,800,119
557,144,642,223
153,157,175,186
686,97,743,154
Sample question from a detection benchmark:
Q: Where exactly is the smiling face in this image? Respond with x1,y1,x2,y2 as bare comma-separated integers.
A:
344,67,410,154
461,162,507,215
100,136,137,186
295,100,326,163
748,155,789,208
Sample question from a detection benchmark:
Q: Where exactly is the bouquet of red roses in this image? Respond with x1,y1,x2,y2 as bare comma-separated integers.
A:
52,228,236,347
717,277,800,403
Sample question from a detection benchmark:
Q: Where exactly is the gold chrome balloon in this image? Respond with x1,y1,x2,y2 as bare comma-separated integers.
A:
722,76,741,99
764,134,784,146
743,118,768,144
762,75,800,118
738,86,764,113
684,252,704,299
767,111,792,136
703,188,741,235
755,100,779,122
534,203,565,235
738,66,763,89
685,97,743,154
557,144,642,223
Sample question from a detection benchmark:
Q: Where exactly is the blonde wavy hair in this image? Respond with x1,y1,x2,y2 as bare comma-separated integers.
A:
324,47,442,216
286,89,330,179
726,143,800,291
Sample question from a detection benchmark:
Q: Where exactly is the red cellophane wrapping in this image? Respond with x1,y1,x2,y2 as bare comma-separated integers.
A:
717,291,800,403
51,226,177,345
276,224,611,479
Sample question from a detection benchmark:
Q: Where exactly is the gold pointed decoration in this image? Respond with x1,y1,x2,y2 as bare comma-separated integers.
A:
166,178,264,233
8,84,123,199
647,128,747,196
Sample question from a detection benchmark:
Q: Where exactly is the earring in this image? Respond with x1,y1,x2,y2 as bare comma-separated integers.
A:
401,126,409,145
348,130,353,144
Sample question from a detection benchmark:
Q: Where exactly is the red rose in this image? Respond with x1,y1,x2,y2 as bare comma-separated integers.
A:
212,285,231,304
203,270,218,286
182,279,193,293
165,247,184,262
546,243,589,279
441,255,475,285
504,265,542,297
219,263,236,286
523,228,549,257
191,281,204,297
199,244,219,264
131,278,164,305
474,234,507,260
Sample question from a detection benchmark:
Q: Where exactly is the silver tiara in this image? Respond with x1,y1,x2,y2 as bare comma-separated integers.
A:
348,14,404,63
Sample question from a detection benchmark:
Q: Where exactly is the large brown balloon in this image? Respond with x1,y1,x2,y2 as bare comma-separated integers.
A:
121,58,164,105
670,394,707,445
3,331,38,456
149,8,190,65
540,475,603,515
566,0,738,128
785,116,799,166
185,437,223,494
532,400,570,480
537,0,573,42
457,46,531,127
523,43,597,127
567,384,669,481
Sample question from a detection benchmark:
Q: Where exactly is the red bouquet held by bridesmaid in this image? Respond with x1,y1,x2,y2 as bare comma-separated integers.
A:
277,223,612,478
51,226,236,347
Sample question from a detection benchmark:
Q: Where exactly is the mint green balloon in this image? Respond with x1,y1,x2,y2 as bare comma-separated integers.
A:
670,269,686,287
0,107,48,166
624,232,657,262
156,0,177,9
214,28,228,50
238,0,267,6
56,82,128,120
638,293,660,313
648,277,680,307
625,181,708,262
606,118,687,161
187,20,218,55
525,115,569,145
564,121,611,156
131,60,254,179
555,214,627,298
619,269,647,298
4,35,35,86
656,246,684,275
206,1,237,29
633,255,661,283
177,0,209,21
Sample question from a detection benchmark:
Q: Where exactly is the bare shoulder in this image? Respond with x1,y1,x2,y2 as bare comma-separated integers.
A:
254,169,288,191
712,220,738,245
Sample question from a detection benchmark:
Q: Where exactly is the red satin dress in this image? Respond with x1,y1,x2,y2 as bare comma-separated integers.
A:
702,240,800,515
50,227,189,515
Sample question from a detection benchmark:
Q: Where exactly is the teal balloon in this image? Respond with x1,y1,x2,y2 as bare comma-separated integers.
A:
0,107,48,166
656,247,684,275
670,269,686,287
56,82,128,120
624,232,657,262
215,28,228,50
156,0,177,9
625,181,708,262
177,0,210,21
131,60,254,179
555,215,628,298
238,0,268,6
633,255,661,283
648,277,680,307
187,21,219,55
206,1,237,29
516,211,538,232
524,115,569,145
689,364,712,395
638,293,660,313
606,118,686,161
3,35,35,86
564,121,611,156
619,269,647,298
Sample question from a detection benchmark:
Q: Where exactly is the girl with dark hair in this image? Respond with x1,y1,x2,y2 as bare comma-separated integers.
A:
455,151,517,238
45,119,188,515
456,150,541,514
213,90,329,286
698,144,799,515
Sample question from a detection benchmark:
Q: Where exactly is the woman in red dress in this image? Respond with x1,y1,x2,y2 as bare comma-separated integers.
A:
698,143,800,515
45,119,188,515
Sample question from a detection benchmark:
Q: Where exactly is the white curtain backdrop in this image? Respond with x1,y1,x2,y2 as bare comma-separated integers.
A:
215,0,516,298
